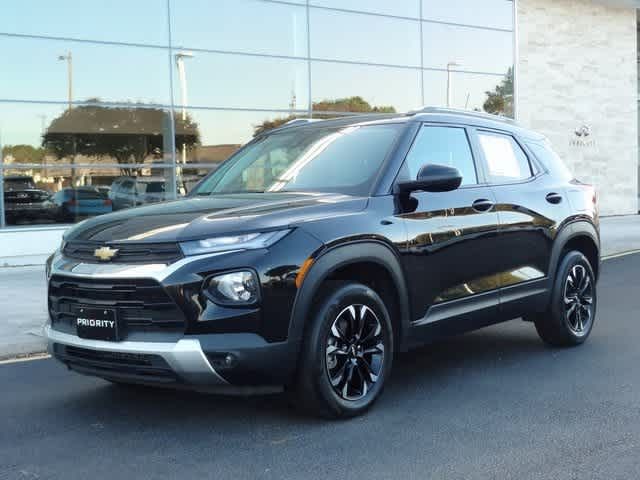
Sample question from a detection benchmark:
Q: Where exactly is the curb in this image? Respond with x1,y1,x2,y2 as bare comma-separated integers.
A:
0,352,49,365
601,249,640,261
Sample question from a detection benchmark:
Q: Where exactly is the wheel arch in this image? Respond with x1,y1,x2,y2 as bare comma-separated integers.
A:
549,220,600,285
288,240,412,352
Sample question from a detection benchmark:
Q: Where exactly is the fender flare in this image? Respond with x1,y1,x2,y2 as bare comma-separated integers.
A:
548,219,600,286
287,240,411,349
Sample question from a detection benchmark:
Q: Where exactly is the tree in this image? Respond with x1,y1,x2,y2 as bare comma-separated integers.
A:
253,96,396,136
1,144,46,164
483,68,514,117
313,96,395,114
42,104,200,177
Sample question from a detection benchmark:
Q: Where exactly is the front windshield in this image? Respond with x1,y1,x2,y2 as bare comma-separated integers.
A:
192,123,402,197
5,178,36,191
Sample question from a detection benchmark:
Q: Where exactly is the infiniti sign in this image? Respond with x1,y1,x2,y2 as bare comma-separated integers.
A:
570,124,595,147
574,125,591,137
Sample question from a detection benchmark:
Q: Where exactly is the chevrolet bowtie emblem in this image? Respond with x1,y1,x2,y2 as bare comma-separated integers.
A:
94,246,119,261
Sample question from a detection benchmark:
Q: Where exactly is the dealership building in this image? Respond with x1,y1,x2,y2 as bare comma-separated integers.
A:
0,0,638,265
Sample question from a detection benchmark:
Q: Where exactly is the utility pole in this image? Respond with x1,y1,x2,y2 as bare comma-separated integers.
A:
38,114,48,178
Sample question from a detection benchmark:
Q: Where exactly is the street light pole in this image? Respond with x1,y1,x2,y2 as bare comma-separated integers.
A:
446,61,460,108
58,52,73,110
174,52,194,196
175,52,194,122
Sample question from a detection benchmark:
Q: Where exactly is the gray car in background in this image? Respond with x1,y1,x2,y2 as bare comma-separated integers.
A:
108,177,172,211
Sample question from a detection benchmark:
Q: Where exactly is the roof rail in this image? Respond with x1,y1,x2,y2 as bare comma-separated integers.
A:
259,117,322,135
283,118,320,127
407,106,517,124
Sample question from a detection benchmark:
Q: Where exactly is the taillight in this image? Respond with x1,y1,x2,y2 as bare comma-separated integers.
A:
67,199,77,206
104,199,112,206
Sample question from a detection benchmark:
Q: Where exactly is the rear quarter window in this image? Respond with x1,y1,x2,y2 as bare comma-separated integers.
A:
525,141,573,181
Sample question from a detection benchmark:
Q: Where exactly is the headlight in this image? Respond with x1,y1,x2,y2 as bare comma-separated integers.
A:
204,270,260,305
45,253,54,280
180,230,290,256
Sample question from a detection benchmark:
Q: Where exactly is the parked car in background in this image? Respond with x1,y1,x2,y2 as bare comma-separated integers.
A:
52,187,113,222
109,177,171,210
3,175,56,224
95,186,111,198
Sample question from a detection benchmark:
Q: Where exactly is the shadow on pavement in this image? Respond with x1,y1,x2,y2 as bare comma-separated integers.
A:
44,321,550,427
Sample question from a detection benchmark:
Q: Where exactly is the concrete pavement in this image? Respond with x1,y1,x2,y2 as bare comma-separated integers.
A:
0,265,47,360
1,215,639,360
1,253,640,479
600,214,640,256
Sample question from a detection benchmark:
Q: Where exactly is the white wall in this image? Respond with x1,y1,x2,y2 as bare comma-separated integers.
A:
0,227,65,266
518,0,638,215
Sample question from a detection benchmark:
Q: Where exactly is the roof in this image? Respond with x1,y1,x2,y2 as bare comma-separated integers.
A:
263,107,544,141
114,176,168,183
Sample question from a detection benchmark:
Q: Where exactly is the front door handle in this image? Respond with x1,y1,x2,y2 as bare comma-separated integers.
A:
472,198,494,212
545,192,563,204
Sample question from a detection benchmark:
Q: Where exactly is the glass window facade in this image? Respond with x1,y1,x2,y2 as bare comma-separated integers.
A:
0,0,515,228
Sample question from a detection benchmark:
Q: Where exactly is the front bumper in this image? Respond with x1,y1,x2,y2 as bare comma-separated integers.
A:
46,326,298,393
45,237,312,392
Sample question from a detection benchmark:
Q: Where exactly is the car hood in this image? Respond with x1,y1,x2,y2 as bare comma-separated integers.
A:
63,192,368,243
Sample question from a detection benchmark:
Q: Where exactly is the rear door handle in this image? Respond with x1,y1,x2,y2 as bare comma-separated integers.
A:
472,198,494,212
545,192,563,204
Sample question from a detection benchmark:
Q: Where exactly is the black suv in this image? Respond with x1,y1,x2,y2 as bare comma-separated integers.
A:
4,175,56,224
46,108,599,418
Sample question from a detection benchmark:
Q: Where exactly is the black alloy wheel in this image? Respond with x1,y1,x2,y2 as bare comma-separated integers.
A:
533,251,597,346
325,304,385,401
563,264,594,336
292,281,393,418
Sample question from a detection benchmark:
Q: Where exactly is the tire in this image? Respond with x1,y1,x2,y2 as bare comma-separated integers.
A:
533,251,597,347
291,281,394,419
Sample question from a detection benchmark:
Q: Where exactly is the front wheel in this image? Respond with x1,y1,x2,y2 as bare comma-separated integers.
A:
291,282,393,419
533,251,597,347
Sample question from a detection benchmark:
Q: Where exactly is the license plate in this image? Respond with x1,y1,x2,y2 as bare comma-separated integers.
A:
75,307,119,341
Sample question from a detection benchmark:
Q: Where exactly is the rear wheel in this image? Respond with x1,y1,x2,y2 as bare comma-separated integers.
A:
292,282,393,419
533,251,597,346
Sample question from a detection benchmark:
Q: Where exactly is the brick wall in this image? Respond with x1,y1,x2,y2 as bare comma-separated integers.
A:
518,0,638,215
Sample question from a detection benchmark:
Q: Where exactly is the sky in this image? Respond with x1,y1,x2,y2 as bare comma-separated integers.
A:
0,0,514,147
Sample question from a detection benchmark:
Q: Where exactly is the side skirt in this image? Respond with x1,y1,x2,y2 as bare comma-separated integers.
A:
403,279,550,350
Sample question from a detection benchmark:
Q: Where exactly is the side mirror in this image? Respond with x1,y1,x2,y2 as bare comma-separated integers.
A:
398,164,463,194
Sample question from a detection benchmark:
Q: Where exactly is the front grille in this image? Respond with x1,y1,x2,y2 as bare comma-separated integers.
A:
48,275,186,335
63,241,183,264
5,192,47,204
53,344,178,383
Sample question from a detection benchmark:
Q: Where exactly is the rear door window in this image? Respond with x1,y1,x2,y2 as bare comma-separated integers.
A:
477,131,532,183
145,182,166,194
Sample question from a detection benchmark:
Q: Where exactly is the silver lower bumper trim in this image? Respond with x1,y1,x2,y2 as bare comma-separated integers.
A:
45,326,228,385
